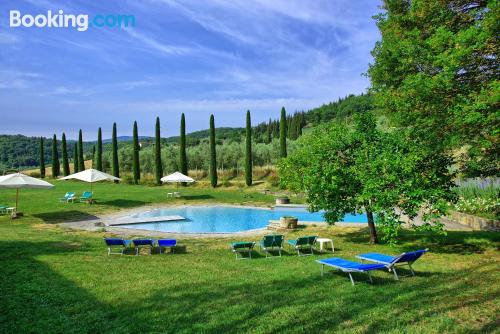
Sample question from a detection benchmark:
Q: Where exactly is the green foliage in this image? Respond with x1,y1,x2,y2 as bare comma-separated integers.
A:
278,112,456,244
209,115,217,187
51,134,60,178
279,107,287,158
154,117,163,185
111,123,120,179
305,94,375,125
39,137,45,178
78,130,85,172
179,113,188,176
245,110,252,186
453,177,500,219
73,143,79,173
132,121,140,184
61,133,70,176
368,0,499,177
96,128,103,171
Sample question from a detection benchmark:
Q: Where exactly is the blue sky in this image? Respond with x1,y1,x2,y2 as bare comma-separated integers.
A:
0,0,381,139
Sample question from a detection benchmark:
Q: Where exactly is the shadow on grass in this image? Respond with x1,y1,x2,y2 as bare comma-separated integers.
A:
33,210,99,223
98,199,147,208
119,262,498,333
181,194,214,200
337,229,500,255
1,239,498,333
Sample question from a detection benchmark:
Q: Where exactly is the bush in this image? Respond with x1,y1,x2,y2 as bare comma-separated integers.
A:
29,171,41,178
454,197,499,220
453,177,500,219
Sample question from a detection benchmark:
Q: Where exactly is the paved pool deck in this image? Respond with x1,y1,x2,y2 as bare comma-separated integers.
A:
58,203,363,238
58,203,474,238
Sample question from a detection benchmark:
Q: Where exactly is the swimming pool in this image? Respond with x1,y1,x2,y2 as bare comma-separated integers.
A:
116,206,367,233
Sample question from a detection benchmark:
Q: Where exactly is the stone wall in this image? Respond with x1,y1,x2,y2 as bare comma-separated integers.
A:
448,211,500,231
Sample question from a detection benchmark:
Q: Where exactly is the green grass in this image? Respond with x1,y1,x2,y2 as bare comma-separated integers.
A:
0,182,499,333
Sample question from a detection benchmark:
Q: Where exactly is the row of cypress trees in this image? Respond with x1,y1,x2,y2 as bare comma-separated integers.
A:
39,109,290,186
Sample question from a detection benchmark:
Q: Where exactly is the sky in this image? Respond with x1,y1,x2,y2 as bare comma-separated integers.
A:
0,0,381,140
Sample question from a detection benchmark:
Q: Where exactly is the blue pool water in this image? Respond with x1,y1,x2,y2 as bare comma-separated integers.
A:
118,206,367,233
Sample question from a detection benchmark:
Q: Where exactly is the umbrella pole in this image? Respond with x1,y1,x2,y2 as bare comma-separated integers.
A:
15,188,19,212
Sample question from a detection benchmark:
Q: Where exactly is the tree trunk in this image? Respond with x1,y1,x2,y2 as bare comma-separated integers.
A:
366,210,379,244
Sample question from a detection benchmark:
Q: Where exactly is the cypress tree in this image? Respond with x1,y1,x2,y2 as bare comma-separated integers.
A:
61,133,70,176
132,121,140,184
73,143,79,173
179,113,188,176
245,110,252,186
111,123,119,180
280,107,287,158
39,137,45,178
96,127,103,171
209,114,217,188
154,117,163,185
78,129,85,171
287,117,293,139
266,118,272,144
51,134,60,178
91,145,96,169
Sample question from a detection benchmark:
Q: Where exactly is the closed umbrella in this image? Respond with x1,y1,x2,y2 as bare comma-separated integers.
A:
60,169,120,199
0,173,54,217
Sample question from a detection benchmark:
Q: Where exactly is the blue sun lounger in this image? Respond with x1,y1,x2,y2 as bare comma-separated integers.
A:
157,239,177,254
104,238,132,255
356,249,428,280
132,239,155,255
317,258,386,285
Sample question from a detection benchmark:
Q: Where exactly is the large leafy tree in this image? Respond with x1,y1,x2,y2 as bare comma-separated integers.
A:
278,113,456,244
245,110,252,186
369,0,499,176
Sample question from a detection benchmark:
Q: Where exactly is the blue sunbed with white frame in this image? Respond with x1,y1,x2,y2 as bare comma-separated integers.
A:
356,249,428,280
157,239,177,254
317,257,386,285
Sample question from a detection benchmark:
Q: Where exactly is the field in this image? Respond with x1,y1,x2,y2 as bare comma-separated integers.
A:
0,182,499,333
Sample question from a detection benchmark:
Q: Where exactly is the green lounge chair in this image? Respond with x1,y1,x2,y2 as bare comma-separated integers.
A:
259,234,284,258
59,192,76,203
287,236,317,256
0,205,7,215
230,241,255,260
79,191,93,203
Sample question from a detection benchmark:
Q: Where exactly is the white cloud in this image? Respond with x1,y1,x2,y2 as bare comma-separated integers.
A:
0,32,20,44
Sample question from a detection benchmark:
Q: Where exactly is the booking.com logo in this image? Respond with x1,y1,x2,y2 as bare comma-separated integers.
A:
9,10,135,32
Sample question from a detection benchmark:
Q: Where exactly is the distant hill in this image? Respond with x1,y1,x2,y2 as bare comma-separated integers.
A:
0,94,373,172
102,136,152,144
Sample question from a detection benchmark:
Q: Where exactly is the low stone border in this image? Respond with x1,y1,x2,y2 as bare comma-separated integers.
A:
447,211,499,231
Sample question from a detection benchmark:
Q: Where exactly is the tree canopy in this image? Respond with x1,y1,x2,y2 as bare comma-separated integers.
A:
368,0,499,177
278,112,456,244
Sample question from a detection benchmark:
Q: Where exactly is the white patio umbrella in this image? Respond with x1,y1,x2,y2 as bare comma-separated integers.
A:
60,169,120,194
0,173,54,215
161,172,195,190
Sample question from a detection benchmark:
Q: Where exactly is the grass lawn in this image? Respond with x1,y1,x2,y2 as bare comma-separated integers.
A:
0,181,499,333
